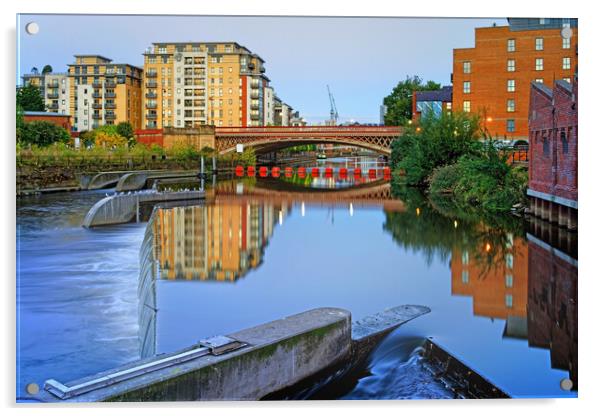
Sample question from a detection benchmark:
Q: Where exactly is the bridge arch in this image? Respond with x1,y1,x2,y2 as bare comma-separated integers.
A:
214,126,402,156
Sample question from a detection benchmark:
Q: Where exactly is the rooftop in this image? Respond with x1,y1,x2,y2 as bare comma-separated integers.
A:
23,111,70,117
416,86,453,102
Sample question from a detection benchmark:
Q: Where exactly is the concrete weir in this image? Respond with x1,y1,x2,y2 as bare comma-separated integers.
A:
37,305,429,402
82,190,204,228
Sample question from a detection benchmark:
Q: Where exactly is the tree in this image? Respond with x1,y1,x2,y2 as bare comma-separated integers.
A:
94,131,127,148
116,122,135,146
42,65,53,74
19,121,70,147
16,84,45,111
383,76,441,126
31,66,39,74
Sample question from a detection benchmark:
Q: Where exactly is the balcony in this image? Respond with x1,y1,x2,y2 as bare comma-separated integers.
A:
47,103,59,110
92,103,103,109
146,113,158,119
146,123,158,129
46,82,59,88
250,102,260,110
146,71,158,78
92,80,103,87
104,71,116,77
146,81,158,88
47,92,59,99
105,81,117,88
250,81,260,89
250,112,260,120
250,91,259,99
92,92,102,98
105,103,116,109
105,112,116,120
146,103,157,109
92,113,102,120
146,92,157,99
105,92,116,98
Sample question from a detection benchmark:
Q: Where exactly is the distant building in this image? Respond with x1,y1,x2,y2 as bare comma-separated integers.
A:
452,18,578,140
68,55,143,132
290,110,306,126
527,76,577,230
412,86,453,121
379,104,387,125
274,98,292,126
21,72,71,115
23,111,72,131
264,86,275,125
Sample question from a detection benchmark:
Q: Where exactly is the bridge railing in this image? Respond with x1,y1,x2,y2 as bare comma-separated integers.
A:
215,126,403,135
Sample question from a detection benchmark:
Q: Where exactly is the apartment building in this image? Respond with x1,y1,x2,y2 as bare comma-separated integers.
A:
264,85,275,125
452,18,578,140
22,72,71,115
68,55,143,132
142,42,271,129
274,97,292,126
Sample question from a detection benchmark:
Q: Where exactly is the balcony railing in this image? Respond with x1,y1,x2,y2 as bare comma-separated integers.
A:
146,113,158,119
105,112,116,120
105,103,116,109
105,81,117,88
250,91,259,99
146,72,158,78
250,113,260,120
146,123,158,129
146,92,157,99
92,103,103,109
92,113,102,120
92,80,103,87
146,103,157,109
250,81,260,89
47,103,59,110
250,102,260,110
92,92,102,98
46,82,59,88
146,81,158,88
105,92,116,98
47,92,59,99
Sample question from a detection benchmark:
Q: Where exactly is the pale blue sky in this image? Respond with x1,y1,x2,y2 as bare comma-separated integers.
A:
17,14,507,123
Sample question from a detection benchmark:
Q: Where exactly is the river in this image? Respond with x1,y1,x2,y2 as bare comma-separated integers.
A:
16,156,577,400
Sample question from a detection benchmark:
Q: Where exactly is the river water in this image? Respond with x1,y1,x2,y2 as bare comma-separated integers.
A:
16,157,577,400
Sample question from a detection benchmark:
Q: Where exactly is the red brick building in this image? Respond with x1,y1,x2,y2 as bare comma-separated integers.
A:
527,77,577,230
23,111,72,131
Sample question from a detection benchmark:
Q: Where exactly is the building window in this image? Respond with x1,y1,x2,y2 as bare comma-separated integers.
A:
535,58,544,71
463,101,471,113
563,57,571,70
562,37,571,49
505,274,513,288
507,119,515,132
507,39,516,52
563,77,571,83
535,78,544,83
507,59,516,72
535,37,544,50
462,250,469,265
462,270,469,284
539,18,549,25
505,294,513,308
505,253,514,269
543,135,550,155
561,131,569,153
463,61,471,74
507,79,515,92
463,81,471,94
507,99,515,112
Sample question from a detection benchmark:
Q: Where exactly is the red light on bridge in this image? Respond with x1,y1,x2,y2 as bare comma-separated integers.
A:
284,167,293,178
354,168,362,177
339,168,348,177
311,167,320,177
247,166,256,176
325,167,333,177
235,165,244,177
259,166,268,177
368,169,377,178
271,167,281,178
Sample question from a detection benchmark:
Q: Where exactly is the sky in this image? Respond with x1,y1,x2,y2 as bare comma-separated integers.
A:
17,14,507,124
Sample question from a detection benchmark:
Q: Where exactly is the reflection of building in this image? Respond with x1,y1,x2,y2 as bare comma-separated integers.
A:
526,231,578,389
451,235,528,320
452,18,578,140
153,202,283,281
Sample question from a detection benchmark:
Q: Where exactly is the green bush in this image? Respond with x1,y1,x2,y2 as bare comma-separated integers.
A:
429,164,461,194
18,121,70,147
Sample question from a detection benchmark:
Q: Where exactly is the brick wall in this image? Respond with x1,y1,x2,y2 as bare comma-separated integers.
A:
528,78,578,202
23,114,72,131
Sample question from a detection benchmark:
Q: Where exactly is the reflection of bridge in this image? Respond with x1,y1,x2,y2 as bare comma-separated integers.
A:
209,179,406,212
214,126,403,156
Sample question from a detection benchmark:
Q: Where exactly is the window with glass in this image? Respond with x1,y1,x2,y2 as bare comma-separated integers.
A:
507,119,515,132
507,39,516,52
564,77,571,83
505,274,514,288
507,99,515,112
463,101,471,112
562,37,571,49
535,37,544,50
463,61,471,74
505,294,513,308
463,81,471,93
507,79,515,92
507,59,516,72
535,78,544,83
563,57,571,70
462,270,469,284
535,58,544,71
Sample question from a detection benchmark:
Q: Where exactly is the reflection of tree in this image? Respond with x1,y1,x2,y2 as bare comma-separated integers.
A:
385,180,526,274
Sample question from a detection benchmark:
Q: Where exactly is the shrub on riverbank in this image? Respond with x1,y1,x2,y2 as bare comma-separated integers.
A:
429,141,528,212
390,111,481,186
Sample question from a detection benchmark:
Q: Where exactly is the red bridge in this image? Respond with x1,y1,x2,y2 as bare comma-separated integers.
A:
214,125,403,155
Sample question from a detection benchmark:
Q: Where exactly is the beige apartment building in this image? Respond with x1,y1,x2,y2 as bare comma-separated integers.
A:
67,55,143,132
142,42,273,129
22,72,71,115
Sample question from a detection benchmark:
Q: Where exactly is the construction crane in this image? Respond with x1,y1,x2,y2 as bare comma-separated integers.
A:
327,85,339,126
